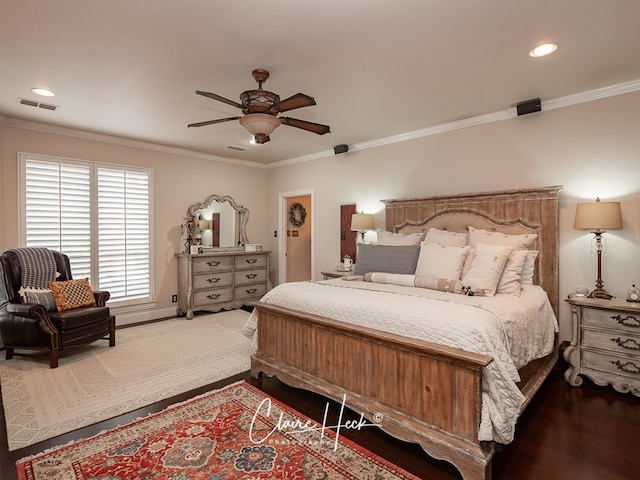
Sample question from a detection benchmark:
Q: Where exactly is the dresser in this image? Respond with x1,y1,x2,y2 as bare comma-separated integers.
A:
564,294,640,396
176,251,270,319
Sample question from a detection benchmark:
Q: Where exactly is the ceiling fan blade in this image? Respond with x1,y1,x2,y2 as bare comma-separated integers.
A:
273,93,316,113
280,117,331,135
187,116,241,128
195,90,244,110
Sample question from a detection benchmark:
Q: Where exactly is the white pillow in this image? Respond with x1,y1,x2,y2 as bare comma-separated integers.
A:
497,250,528,296
468,226,537,250
376,229,423,245
423,228,469,247
461,243,514,296
415,244,469,280
521,250,539,284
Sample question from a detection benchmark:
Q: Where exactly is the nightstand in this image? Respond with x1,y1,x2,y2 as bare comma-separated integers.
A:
564,294,640,396
321,269,353,279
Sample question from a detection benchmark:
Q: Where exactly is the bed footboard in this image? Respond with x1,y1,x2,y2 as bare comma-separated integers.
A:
251,302,497,480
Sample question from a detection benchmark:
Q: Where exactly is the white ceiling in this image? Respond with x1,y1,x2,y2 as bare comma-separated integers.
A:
2,0,640,165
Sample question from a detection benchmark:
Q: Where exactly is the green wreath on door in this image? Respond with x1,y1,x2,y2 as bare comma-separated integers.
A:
288,202,307,228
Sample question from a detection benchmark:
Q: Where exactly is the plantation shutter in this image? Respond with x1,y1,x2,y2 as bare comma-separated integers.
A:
24,159,92,278
21,154,153,305
97,168,150,300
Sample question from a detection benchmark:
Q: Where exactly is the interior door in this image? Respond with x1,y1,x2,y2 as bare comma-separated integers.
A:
286,195,312,282
340,204,357,262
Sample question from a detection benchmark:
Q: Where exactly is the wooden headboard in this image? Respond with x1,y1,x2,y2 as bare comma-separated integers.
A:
381,186,562,317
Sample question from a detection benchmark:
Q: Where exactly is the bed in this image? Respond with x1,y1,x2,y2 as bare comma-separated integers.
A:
247,186,562,480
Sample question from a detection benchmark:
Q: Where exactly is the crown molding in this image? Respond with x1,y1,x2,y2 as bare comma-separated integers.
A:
0,116,268,170
273,78,640,168
4,78,640,170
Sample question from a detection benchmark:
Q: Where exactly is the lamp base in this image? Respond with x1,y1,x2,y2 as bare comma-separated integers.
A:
588,288,614,300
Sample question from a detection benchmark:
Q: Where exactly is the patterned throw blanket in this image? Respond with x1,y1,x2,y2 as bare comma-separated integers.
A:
7,247,57,288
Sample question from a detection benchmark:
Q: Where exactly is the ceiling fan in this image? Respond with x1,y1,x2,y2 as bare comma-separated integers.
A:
188,69,331,144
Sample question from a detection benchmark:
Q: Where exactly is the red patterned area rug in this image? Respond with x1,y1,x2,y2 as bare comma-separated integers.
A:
16,381,419,479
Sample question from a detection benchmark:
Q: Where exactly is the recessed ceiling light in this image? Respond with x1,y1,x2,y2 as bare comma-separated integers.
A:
529,43,558,58
31,87,56,97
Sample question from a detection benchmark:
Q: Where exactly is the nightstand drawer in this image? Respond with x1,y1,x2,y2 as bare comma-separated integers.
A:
582,327,640,355
582,349,640,381
583,308,640,333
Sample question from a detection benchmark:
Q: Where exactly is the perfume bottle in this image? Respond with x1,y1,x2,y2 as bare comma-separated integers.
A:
627,284,640,303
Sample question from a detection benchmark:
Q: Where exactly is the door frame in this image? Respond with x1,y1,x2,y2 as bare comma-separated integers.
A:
278,189,315,284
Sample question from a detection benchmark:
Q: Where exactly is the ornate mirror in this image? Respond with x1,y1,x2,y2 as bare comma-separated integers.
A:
187,194,249,248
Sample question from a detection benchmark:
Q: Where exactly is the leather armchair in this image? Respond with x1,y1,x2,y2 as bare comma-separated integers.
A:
0,249,115,368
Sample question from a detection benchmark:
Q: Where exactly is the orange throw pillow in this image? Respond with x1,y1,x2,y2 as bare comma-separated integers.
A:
49,278,97,311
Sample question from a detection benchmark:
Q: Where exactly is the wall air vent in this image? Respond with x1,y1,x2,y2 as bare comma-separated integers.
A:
17,97,60,111
227,144,248,151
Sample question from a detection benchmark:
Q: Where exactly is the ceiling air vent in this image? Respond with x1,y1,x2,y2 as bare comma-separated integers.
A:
227,144,248,151
17,97,60,111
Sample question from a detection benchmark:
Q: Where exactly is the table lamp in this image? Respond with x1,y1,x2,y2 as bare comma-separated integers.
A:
574,197,623,300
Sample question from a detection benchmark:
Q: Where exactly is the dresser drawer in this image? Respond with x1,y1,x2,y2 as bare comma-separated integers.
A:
234,268,267,286
583,308,640,333
582,348,640,381
582,327,640,355
193,256,233,273
234,254,268,270
193,271,233,290
235,283,267,300
193,288,233,306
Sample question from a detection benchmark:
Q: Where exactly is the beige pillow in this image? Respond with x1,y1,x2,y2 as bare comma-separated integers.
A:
497,250,529,296
461,243,514,296
423,228,469,247
468,226,537,250
521,250,539,284
376,229,423,245
415,244,469,280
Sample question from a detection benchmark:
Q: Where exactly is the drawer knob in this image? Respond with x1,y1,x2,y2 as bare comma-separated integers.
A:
611,360,640,375
207,293,221,300
611,314,640,328
207,260,221,267
246,288,258,294
245,258,258,264
611,337,640,350
206,277,221,284
246,273,258,279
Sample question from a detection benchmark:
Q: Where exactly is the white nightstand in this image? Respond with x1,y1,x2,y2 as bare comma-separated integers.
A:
564,294,640,396
321,269,353,280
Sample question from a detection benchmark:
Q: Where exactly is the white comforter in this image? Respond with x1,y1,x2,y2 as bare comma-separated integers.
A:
242,278,558,444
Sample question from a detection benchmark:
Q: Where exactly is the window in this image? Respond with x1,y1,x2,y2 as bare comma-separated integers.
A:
19,153,153,306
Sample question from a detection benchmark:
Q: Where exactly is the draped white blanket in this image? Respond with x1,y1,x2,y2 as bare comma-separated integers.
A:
243,279,558,444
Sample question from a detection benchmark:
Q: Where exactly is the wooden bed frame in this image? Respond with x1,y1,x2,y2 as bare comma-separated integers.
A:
251,186,562,480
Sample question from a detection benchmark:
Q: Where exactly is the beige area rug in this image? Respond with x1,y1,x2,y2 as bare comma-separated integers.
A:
0,309,254,451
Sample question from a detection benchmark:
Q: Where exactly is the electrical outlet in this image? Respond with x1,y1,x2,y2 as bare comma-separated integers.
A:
172,294,178,303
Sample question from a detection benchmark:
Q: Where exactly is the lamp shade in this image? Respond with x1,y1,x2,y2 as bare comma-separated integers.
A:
239,113,281,135
351,213,375,231
199,219,211,230
574,199,622,231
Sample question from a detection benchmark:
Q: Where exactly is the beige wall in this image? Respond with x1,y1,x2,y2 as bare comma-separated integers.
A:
2,90,639,340
1,125,268,324
266,91,640,342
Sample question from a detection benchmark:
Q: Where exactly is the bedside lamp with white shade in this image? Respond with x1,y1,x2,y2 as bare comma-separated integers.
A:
574,197,623,300
351,213,375,242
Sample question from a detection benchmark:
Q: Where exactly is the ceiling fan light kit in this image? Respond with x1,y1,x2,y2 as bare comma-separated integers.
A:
188,69,330,144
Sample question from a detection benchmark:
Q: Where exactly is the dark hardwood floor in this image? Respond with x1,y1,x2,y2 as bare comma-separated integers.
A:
1,359,638,479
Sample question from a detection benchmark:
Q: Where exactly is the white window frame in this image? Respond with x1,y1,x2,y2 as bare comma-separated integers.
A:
18,152,155,308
